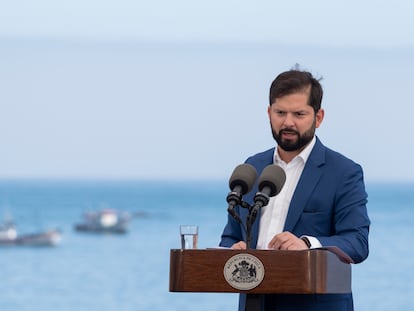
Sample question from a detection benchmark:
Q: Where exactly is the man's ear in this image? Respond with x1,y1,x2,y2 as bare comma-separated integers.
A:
315,108,324,128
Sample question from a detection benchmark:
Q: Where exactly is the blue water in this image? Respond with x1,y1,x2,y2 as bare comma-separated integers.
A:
0,180,413,311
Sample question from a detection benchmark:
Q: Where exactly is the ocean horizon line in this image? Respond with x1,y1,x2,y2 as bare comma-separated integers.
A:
0,177,413,186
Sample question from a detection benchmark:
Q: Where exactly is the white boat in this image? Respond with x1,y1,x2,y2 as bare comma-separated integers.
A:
74,209,131,234
0,221,61,246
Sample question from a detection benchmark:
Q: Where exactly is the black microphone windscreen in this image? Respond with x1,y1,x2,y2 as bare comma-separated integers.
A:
258,165,286,197
229,164,257,195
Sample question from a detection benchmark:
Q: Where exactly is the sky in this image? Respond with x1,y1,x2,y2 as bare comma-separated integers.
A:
1,1,414,182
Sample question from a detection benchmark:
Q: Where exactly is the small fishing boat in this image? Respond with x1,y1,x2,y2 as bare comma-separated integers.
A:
74,209,131,234
0,221,61,246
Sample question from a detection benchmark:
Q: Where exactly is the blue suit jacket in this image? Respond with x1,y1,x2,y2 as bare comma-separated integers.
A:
220,137,370,311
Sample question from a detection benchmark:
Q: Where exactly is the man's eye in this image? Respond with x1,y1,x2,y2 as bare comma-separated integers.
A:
276,111,286,115
295,112,306,117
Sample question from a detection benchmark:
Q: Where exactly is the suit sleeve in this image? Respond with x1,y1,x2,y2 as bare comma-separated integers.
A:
317,163,370,263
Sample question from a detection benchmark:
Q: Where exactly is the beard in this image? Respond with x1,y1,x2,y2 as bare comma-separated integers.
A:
271,120,316,152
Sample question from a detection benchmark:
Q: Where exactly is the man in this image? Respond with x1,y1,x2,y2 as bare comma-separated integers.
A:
220,68,370,311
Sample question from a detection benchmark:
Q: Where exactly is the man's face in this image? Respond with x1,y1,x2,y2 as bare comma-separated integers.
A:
268,90,324,153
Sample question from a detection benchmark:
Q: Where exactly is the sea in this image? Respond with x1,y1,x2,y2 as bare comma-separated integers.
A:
0,180,413,311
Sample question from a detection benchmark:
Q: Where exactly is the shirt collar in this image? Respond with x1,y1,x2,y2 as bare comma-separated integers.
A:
273,136,316,165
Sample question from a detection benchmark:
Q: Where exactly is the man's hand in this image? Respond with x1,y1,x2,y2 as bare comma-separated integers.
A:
268,231,309,250
231,241,247,250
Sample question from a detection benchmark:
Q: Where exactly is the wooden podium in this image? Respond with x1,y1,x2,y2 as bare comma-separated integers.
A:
170,248,351,295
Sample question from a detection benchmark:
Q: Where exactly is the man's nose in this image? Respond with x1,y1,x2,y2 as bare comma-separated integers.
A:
282,113,295,126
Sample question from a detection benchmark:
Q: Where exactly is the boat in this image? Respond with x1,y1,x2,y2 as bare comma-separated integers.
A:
0,220,17,243
0,220,61,246
74,208,131,234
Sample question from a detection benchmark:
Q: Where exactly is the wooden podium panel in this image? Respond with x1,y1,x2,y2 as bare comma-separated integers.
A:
170,249,351,294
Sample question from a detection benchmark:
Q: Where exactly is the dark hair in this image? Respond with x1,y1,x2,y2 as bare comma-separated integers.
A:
269,69,323,113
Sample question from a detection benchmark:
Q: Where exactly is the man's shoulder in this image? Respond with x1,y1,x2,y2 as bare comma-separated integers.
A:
316,139,362,170
247,148,274,160
245,148,275,167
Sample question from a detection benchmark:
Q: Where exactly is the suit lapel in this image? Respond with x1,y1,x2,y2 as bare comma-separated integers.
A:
283,138,326,232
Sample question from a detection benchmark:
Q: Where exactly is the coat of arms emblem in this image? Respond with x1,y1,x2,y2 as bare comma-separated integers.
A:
223,253,265,290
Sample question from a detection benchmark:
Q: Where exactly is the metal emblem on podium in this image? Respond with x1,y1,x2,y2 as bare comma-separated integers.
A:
223,253,265,290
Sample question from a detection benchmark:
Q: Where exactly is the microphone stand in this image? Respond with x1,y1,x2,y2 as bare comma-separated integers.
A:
226,198,253,248
227,200,255,249
246,207,253,249
227,192,270,249
240,201,254,249
246,191,270,249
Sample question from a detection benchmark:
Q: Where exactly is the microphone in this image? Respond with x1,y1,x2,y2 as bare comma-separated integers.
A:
251,165,286,219
226,163,257,224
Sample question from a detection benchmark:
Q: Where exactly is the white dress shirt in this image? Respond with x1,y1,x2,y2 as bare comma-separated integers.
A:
256,136,322,249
